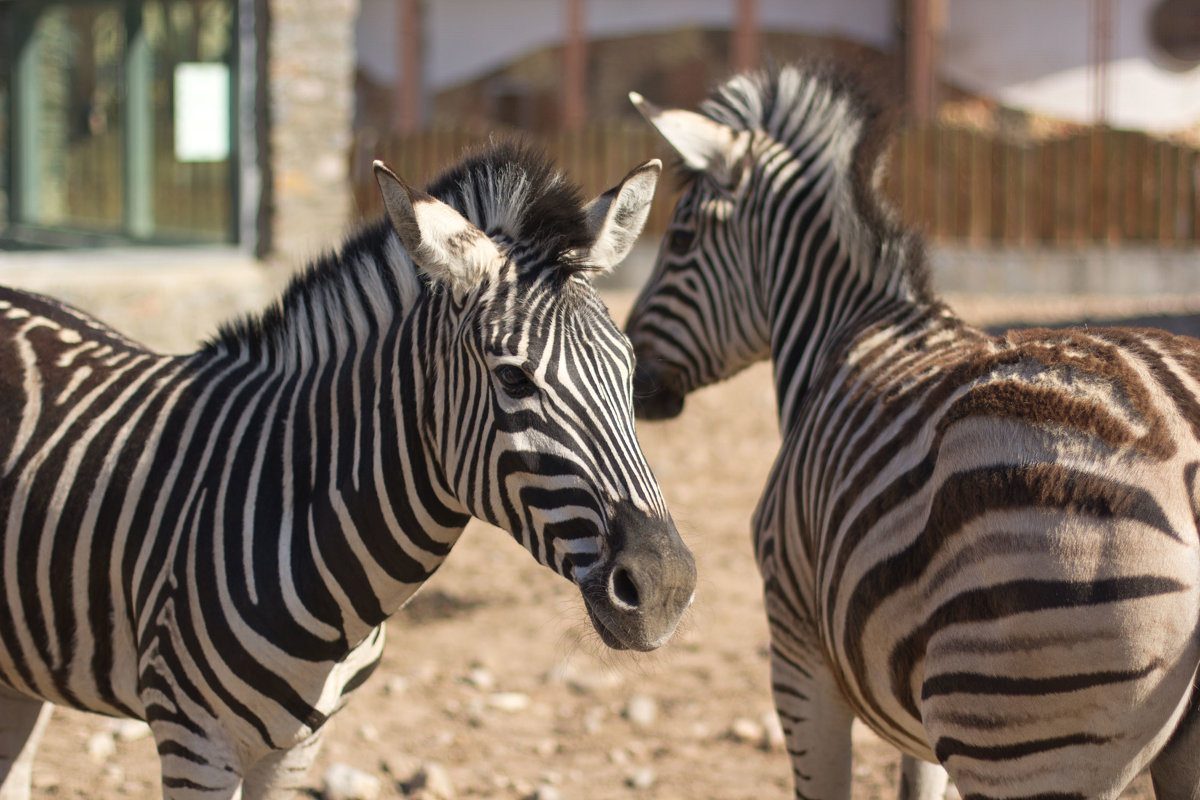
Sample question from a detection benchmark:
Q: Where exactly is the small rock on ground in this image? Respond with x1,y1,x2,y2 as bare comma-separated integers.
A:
321,763,381,800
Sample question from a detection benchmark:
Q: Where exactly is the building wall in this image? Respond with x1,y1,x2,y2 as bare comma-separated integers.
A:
943,0,1200,132
356,0,1200,136
270,0,358,264
356,0,891,92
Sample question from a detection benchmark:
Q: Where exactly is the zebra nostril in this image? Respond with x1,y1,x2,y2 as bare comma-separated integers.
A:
609,566,641,610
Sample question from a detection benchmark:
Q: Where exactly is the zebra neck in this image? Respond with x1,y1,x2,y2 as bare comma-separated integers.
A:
766,221,932,432
195,231,471,648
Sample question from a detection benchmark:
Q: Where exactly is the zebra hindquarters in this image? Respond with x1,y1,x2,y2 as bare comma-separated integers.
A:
913,504,1200,800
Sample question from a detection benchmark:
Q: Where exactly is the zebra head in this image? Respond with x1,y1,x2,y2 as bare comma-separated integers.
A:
622,87,772,420
625,67,882,421
373,147,696,651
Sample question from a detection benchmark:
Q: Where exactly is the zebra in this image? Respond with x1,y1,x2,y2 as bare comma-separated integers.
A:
624,62,1200,800
0,141,697,800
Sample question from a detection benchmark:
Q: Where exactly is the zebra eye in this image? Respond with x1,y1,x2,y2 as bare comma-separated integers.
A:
667,228,695,255
494,364,536,399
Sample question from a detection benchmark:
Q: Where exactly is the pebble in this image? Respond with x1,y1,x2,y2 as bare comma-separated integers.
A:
465,667,496,691
526,785,564,800
321,764,381,800
624,694,657,728
546,660,624,693
626,767,657,790
761,711,786,751
381,754,421,783
357,723,380,742
107,719,152,742
383,676,410,696
729,717,766,744
410,761,455,800
31,771,61,791
86,732,116,761
488,692,531,712
582,706,605,733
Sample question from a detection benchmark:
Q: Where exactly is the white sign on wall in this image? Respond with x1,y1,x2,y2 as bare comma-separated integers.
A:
174,62,230,162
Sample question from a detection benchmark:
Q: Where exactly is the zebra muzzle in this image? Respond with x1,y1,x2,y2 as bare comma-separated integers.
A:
579,502,697,651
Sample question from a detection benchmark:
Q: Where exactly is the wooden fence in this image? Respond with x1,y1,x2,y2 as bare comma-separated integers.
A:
353,124,1200,248
886,126,1200,247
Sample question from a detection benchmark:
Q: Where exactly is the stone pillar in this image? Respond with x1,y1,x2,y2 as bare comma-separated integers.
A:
906,0,945,123
269,0,358,265
732,0,759,73
562,0,587,130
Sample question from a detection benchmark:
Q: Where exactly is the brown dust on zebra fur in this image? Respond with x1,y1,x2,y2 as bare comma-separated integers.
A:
0,141,694,799
626,61,1200,800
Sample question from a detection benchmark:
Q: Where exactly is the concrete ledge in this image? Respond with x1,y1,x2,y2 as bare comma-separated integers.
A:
604,243,1200,299
930,246,1200,297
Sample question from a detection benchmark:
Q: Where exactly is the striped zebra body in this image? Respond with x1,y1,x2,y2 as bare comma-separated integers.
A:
626,64,1200,800
0,142,695,799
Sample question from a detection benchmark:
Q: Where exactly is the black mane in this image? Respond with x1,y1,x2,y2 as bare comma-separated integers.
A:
692,61,934,303
207,140,596,356
424,138,594,272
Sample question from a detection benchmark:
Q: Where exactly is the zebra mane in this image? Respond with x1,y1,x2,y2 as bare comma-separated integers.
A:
694,61,934,303
207,140,595,358
424,138,594,271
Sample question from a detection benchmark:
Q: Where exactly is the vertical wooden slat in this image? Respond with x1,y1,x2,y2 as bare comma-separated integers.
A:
969,130,990,245
1193,149,1200,244
1159,141,1177,245
1142,138,1158,242
1080,134,1089,247
1088,128,1104,242
1103,128,1120,244
347,124,1200,246
1185,148,1199,243
1123,131,1140,242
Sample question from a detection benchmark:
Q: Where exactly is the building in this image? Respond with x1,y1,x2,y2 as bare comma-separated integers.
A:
2,0,1198,260
0,0,357,262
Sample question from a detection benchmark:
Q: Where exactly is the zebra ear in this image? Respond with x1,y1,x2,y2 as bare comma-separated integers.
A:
373,160,502,301
629,92,749,190
581,159,661,274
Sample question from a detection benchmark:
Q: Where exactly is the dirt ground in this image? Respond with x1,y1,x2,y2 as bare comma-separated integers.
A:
4,264,1185,800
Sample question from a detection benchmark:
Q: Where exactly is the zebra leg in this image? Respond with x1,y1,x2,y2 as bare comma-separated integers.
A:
1149,691,1200,800
768,617,854,800
0,694,52,800
898,755,948,800
150,724,244,800
240,732,325,800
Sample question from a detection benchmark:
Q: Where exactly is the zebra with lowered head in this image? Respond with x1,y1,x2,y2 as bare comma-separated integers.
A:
0,141,696,799
626,62,1200,800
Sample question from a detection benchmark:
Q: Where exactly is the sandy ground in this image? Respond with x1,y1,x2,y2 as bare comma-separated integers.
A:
0,254,1188,800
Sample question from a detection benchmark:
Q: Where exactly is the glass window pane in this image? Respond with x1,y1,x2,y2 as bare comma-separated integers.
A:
21,3,126,232
148,0,234,242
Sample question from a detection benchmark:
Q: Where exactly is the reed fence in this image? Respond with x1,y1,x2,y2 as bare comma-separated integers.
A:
353,124,1200,248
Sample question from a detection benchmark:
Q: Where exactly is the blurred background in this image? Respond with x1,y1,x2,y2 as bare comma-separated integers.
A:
1,5,1199,797
0,0,1198,292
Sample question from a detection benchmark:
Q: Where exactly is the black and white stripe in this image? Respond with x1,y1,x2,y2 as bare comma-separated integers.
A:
0,141,695,799
626,63,1200,800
